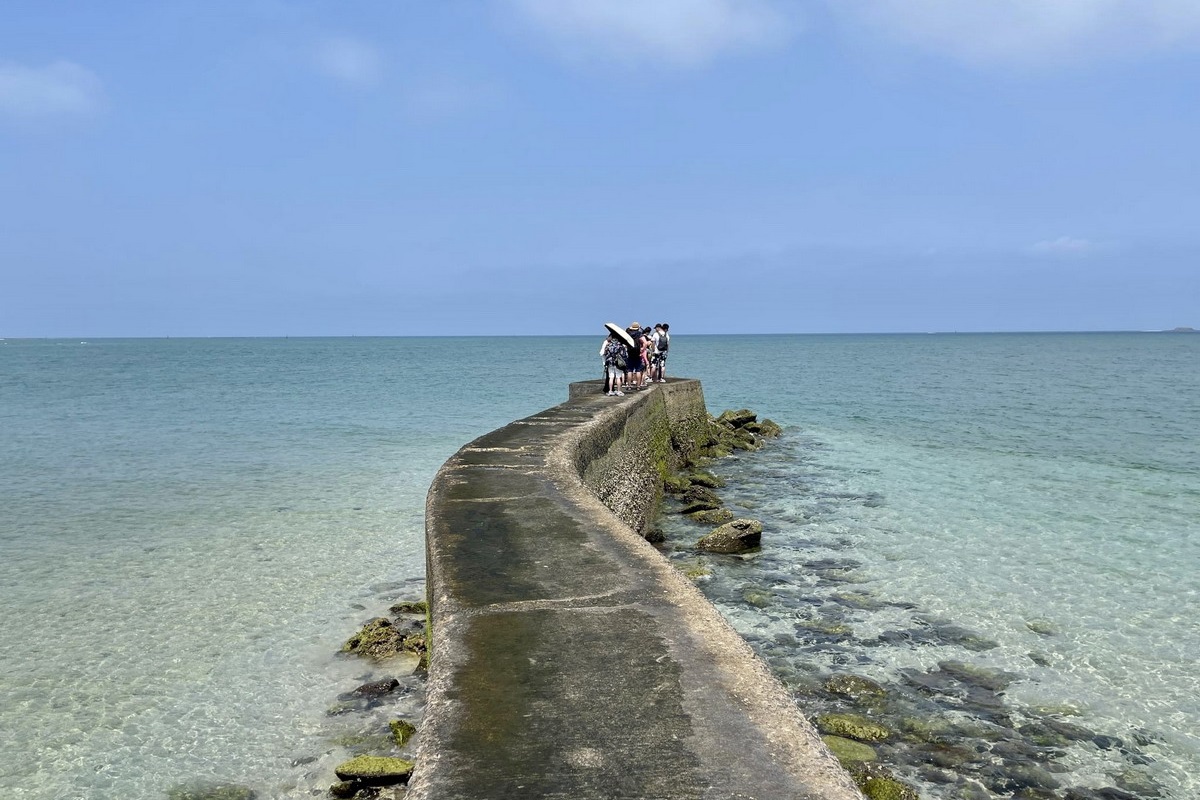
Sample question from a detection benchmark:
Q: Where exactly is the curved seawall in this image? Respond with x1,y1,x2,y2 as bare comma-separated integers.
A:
412,379,862,800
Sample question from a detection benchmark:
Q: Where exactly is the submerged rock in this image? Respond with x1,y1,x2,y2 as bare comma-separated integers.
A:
824,673,887,704
822,735,877,765
351,678,401,698
696,518,762,553
847,764,919,800
1025,618,1058,636
815,713,892,743
937,660,1019,692
166,785,257,800
390,719,417,747
687,507,734,525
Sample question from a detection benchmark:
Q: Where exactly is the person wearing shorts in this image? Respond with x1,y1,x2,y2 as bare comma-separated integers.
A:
651,323,669,382
624,322,645,389
600,333,626,396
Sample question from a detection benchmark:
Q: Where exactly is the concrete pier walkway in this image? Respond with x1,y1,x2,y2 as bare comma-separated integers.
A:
409,379,862,800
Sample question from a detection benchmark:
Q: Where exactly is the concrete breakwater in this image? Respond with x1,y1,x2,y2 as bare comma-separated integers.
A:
412,378,862,800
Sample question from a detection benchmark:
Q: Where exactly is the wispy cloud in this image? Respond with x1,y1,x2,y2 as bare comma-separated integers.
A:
504,0,798,68
313,36,384,87
0,61,103,120
1031,236,1099,255
829,0,1200,67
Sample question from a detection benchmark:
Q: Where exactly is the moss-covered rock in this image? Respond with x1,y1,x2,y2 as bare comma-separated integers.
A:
389,719,417,747
861,775,919,800
687,470,725,488
676,561,712,581
341,618,426,662
328,781,357,798
937,660,1018,692
687,507,734,525
678,485,722,514
696,518,762,553
1025,618,1058,636
815,713,892,742
796,617,853,637
824,673,887,704
822,735,877,765
729,431,761,451
389,600,427,615
741,588,773,608
663,474,692,494
757,418,783,438
717,409,757,428
333,756,415,785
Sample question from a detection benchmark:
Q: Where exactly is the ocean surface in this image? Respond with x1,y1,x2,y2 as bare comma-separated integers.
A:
1,334,1196,799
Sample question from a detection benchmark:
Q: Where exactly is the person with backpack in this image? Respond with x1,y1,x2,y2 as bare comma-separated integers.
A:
600,330,628,396
651,323,670,383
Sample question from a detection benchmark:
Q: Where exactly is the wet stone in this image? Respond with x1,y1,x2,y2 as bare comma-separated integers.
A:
937,660,1019,692
824,673,887,704
350,678,400,697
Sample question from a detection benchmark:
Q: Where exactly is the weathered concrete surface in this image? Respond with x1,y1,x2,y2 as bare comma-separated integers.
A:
412,379,862,800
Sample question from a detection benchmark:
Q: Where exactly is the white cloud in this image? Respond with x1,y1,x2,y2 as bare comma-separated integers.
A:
0,61,103,119
314,36,383,86
1031,236,1098,255
829,0,1200,67
505,0,798,67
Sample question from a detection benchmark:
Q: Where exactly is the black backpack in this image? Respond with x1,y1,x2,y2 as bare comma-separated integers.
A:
658,332,669,352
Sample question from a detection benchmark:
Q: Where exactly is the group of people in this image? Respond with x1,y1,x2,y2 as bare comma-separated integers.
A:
600,321,670,396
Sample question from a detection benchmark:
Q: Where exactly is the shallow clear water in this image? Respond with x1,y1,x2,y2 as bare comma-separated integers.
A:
1,333,1196,798
663,332,1200,799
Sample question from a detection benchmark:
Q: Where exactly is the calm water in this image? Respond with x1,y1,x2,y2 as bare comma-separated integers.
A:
1,334,1196,798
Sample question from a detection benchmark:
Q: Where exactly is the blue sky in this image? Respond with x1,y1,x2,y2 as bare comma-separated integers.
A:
2,1,1197,336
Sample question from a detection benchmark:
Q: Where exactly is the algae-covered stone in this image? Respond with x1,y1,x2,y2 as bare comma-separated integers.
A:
677,561,713,581
663,474,692,494
696,518,762,553
937,660,1018,692
328,781,357,798
846,763,918,800
687,470,725,488
341,618,405,660
822,735,877,765
796,617,853,637
166,785,257,800
717,409,757,428
334,756,415,785
861,775,919,800
389,600,427,616
687,507,734,525
815,713,891,742
825,673,887,704
729,431,761,451
1025,618,1058,636
757,418,783,438
679,485,722,510
389,719,417,747
741,588,773,608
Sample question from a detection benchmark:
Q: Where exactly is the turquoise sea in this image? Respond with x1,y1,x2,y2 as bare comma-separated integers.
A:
1,334,1197,799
